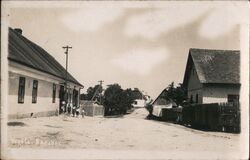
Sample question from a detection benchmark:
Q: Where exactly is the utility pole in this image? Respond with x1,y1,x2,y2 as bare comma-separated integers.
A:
62,45,72,103
91,80,104,103
98,80,104,104
98,80,104,86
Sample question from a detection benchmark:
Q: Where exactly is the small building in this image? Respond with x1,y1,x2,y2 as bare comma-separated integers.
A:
151,89,177,117
80,100,104,117
182,48,240,104
132,95,152,108
132,99,146,108
8,27,83,119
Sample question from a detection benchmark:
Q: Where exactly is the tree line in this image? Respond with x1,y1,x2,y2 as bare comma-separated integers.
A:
80,84,145,116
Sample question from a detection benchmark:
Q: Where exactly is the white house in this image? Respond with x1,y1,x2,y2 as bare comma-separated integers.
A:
8,28,83,119
182,48,240,104
132,95,151,108
132,99,146,108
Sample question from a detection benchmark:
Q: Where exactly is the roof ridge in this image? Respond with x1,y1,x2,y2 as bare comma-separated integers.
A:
190,48,240,53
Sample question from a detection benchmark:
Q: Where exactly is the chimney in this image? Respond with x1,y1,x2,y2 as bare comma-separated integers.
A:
14,28,22,35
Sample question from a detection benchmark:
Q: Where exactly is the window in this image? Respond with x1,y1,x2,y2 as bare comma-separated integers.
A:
74,90,78,106
228,95,239,103
69,93,72,103
32,80,38,103
52,84,56,103
196,94,199,103
18,77,26,103
59,85,64,100
65,90,69,103
73,88,77,106
190,95,193,103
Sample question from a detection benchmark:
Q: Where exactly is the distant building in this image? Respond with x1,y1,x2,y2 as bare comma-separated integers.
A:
8,27,83,119
182,48,240,104
132,99,146,108
132,95,151,108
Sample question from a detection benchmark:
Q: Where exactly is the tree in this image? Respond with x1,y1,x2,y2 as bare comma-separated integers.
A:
80,93,88,100
165,82,186,106
103,84,123,115
174,84,186,106
121,88,138,111
80,84,103,104
83,83,145,116
103,84,141,115
166,82,175,99
132,88,143,99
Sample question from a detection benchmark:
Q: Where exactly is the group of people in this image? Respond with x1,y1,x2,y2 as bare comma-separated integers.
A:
60,101,85,118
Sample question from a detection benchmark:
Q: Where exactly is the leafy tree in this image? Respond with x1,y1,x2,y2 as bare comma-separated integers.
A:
80,93,88,100
174,84,186,106
80,84,103,103
103,84,123,115
165,82,186,106
103,84,141,115
132,88,143,99
121,88,138,111
82,83,146,116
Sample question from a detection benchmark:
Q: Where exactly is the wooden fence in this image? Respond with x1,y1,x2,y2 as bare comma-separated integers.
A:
161,102,240,133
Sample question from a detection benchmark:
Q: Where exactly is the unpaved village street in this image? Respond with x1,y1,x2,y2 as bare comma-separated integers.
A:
8,108,240,153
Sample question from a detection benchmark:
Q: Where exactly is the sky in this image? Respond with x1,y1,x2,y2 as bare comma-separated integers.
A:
9,1,247,99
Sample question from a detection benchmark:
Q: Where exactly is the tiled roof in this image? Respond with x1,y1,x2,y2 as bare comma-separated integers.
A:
8,27,83,87
183,48,240,86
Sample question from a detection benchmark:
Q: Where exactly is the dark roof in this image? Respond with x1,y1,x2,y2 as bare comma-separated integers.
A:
183,48,240,86
8,27,83,87
152,88,177,106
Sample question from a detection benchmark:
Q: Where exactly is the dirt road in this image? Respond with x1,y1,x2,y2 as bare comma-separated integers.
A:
7,108,241,157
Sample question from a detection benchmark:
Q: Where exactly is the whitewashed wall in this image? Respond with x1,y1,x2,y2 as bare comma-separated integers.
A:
203,85,240,104
8,61,82,119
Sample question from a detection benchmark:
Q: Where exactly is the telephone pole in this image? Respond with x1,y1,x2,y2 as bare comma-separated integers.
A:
62,45,72,102
91,80,104,103
98,80,104,104
98,80,104,86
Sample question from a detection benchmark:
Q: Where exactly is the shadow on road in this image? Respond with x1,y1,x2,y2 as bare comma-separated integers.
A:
104,115,124,118
8,121,26,127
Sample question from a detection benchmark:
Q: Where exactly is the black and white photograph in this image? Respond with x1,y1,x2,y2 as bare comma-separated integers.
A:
1,0,249,159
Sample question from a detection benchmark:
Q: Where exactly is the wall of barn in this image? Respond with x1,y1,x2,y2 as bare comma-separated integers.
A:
187,65,203,104
202,84,240,104
8,62,82,119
